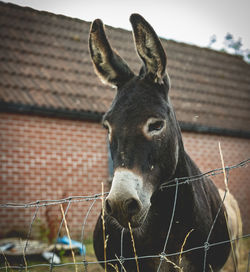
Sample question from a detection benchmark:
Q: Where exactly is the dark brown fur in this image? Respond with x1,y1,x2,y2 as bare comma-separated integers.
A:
89,14,232,271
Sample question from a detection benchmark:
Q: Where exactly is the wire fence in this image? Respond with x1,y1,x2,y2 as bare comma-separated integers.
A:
0,158,249,271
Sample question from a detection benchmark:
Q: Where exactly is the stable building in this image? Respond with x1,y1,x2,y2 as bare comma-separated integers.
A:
0,2,249,238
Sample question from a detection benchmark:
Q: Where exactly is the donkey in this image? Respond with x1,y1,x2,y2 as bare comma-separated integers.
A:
218,189,242,271
89,14,234,271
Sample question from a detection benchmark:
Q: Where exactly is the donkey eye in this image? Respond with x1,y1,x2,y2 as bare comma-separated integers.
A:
143,118,166,138
148,120,164,132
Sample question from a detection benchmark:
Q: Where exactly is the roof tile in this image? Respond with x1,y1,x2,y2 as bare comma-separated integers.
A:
0,2,249,133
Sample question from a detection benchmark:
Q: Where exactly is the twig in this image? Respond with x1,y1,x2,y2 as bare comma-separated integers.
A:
218,142,228,192
21,238,28,272
101,182,107,272
60,204,78,272
219,143,237,270
1,249,12,272
115,254,127,272
161,255,182,271
108,262,119,272
128,222,140,272
179,229,194,268
209,264,214,271
224,211,238,271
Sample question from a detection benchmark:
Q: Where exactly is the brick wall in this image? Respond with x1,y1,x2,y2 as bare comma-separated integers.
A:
0,113,109,239
0,113,249,241
182,132,250,233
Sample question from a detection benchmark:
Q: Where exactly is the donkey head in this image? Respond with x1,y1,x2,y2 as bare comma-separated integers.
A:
89,14,182,228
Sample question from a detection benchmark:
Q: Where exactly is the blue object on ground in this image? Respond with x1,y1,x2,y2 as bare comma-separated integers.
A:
57,236,86,256
0,242,15,251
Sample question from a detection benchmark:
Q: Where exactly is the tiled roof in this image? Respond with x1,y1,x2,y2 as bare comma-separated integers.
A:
0,2,250,134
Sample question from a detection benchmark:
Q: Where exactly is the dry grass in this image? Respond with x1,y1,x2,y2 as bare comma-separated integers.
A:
60,204,78,272
4,236,249,271
128,222,139,272
101,182,107,272
85,237,250,272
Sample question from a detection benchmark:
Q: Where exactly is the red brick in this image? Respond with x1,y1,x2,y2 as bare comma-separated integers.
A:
0,113,249,239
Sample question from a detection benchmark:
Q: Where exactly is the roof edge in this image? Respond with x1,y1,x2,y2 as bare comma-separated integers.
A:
1,103,250,139
0,102,103,122
179,122,250,139
0,2,89,25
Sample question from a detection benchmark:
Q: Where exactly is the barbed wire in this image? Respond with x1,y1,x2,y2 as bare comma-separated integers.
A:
0,158,249,271
160,158,250,189
1,234,249,271
1,158,249,209
0,193,108,208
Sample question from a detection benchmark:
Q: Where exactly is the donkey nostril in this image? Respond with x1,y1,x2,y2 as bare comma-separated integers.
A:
105,199,112,215
125,198,141,216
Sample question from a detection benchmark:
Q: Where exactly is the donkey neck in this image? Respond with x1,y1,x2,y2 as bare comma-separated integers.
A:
174,148,202,181
148,146,202,227
131,153,200,256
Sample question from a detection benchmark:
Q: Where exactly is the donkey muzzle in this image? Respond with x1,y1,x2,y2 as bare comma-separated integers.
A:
105,169,151,228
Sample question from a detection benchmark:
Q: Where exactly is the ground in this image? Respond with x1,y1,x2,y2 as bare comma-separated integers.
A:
2,237,249,271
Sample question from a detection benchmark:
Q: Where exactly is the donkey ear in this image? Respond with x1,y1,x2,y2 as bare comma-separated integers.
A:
130,14,167,82
89,19,134,87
